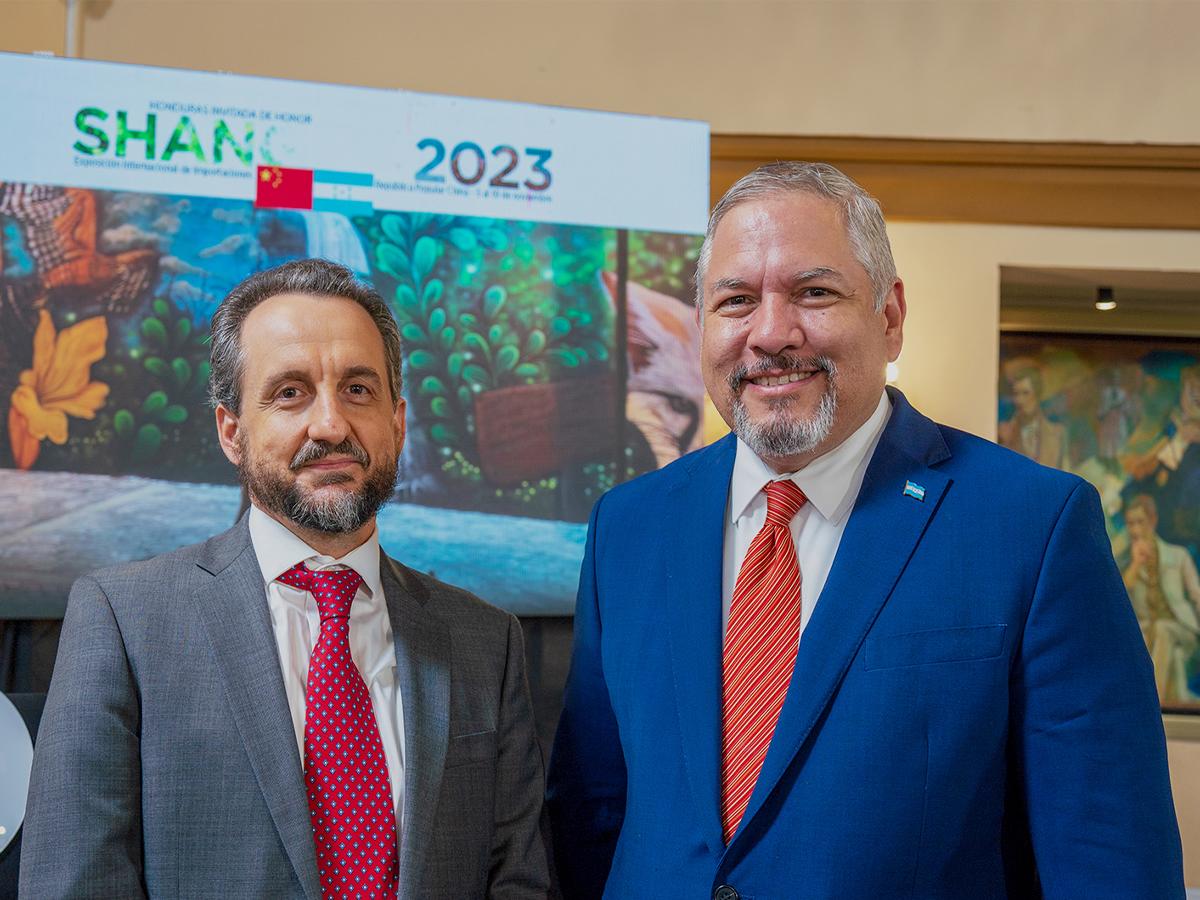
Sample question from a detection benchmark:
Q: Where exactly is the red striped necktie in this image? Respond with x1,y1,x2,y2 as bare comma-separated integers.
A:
721,479,807,843
277,562,399,899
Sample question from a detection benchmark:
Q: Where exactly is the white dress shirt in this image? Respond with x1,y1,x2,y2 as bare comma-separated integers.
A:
248,505,406,837
722,391,892,636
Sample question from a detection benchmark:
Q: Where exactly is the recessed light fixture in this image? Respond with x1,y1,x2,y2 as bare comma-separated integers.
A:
1095,285,1117,312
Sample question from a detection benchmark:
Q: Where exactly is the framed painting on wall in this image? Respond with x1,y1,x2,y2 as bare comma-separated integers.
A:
999,331,1200,715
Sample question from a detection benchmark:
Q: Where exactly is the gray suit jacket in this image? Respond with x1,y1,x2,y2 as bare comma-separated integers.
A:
19,517,550,898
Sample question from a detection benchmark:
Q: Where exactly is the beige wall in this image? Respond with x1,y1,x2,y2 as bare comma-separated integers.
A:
1172,739,1200,886
3,0,1200,144
2,1,65,55
3,0,1198,883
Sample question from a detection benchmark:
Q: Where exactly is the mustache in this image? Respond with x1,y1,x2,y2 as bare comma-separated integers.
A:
289,438,370,470
726,354,837,393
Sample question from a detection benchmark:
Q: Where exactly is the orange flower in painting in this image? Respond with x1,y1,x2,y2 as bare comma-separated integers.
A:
8,310,109,469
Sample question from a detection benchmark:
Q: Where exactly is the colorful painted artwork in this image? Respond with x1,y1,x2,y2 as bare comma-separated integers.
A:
999,333,1200,712
1,182,703,615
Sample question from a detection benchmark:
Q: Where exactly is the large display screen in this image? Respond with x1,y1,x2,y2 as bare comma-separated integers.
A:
0,53,709,616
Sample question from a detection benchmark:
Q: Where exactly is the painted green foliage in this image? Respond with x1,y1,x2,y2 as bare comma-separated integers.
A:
111,297,210,462
368,212,612,470
625,230,702,298
43,295,222,479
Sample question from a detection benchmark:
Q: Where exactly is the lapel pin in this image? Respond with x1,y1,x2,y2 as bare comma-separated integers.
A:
902,480,926,501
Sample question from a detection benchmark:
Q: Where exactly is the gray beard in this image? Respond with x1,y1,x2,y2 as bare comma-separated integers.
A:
728,355,838,460
275,476,390,534
240,437,397,534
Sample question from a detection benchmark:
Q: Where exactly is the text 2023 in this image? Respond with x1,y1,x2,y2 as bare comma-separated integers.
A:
415,140,552,191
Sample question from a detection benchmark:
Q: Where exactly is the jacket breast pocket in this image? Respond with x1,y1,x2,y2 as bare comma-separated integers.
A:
444,728,497,769
864,624,1007,671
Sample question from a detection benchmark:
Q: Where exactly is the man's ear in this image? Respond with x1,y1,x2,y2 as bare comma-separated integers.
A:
392,396,407,451
214,404,243,466
884,278,906,362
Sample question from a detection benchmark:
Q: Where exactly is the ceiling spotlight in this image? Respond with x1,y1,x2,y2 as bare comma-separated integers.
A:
1095,285,1117,312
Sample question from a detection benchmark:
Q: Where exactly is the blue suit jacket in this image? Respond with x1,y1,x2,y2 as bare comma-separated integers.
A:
547,389,1183,899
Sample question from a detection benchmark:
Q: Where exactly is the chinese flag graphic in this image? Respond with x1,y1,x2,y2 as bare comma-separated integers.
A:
255,166,314,209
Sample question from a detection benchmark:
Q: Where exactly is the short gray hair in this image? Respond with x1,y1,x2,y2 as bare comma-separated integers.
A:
695,161,897,312
209,258,403,413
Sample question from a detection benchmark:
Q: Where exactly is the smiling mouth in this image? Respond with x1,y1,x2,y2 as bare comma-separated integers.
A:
745,369,822,388
727,354,838,401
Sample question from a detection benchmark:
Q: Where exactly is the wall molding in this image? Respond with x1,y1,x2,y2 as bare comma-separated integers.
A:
711,135,1200,230
1165,715,1200,741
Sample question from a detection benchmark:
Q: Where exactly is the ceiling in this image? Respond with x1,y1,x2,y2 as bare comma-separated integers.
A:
1000,265,1200,337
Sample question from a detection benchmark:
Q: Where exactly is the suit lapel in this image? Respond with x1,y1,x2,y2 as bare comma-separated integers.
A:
666,434,737,858
733,390,953,844
192,519,321,900
381,556,451,899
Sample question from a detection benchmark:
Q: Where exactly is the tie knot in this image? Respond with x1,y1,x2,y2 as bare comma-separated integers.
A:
763,479,806,526
276,562,363,620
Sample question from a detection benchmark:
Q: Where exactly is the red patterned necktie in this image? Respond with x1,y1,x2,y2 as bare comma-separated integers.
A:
721,479,807,843
277,562,399,899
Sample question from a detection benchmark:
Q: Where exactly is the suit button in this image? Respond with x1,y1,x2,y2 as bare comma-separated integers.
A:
713,886,740,900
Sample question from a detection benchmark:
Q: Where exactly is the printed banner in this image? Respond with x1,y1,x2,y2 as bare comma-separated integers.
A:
0,53,708,234
0,53,709,617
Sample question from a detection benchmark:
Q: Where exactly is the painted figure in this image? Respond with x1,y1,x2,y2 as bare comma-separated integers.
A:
1123,363,1200,553
1123,494,1200,703
998,366,1068,469
602,270,705,468
0,183,158,314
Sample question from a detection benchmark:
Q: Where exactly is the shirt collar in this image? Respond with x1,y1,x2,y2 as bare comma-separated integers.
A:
248,504,383,603
730,391,892,525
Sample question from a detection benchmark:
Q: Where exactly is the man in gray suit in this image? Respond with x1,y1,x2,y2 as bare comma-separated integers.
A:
20,259,550,898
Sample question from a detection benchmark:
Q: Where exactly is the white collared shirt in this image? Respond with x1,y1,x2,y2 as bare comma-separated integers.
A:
248,505,406,837
722,391,892,635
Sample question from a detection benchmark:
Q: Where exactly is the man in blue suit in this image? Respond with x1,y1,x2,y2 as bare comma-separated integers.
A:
547,162,1183,898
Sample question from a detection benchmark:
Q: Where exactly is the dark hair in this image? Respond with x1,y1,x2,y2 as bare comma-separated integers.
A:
208,258,402,413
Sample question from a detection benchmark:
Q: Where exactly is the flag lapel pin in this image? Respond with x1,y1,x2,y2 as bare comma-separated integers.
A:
902,480,926,501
